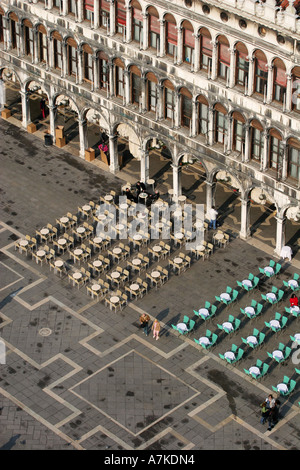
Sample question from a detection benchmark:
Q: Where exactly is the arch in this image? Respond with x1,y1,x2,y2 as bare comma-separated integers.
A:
213,102,227,114
179,86,192,99
249,118,264,131
196,94,209,105
53,92,80,116
231,110,246,123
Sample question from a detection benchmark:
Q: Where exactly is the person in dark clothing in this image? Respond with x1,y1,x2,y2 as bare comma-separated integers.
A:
125,188,136,202
148,190,160,203
136,181,146,194
139,313,150,336
267,399,280,431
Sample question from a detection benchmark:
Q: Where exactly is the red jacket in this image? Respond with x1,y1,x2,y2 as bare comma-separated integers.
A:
290,297,299,307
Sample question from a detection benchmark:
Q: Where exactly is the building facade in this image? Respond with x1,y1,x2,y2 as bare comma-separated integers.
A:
0,0,300,254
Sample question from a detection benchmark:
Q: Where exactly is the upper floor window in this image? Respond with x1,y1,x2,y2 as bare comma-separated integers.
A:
148,7,160,50
197,96,209,136
116,0,126,35
68,0,77,16
23,20,34,57
214,104,227,144
180,88,192,128
130,65,142,105
0,10,3,43
272,58,286,104
38,25,48,63
292,66,300,113
182,21,194,65
163,80,175,120
114,58,125,98
84,0,94,21
165,15,177,58
98,51,109,91
132,1,143,43
232,111,245,154
269,129,283,173
199,28,212,73
9,13,18,50
52,32,63,70
235,42,248,87
146,72,158,113
250,120,264,162
217,36,230,81
254,50,268,96
83,44,93,82
288,138,300,181
99,0,110,28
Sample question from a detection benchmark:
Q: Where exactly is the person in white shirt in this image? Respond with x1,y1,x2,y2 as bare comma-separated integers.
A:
208,206,218,230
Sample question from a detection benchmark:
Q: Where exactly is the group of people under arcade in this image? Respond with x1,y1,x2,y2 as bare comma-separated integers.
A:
125,181,160,206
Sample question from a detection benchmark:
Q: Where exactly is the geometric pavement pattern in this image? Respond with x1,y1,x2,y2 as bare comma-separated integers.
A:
0,220,299,451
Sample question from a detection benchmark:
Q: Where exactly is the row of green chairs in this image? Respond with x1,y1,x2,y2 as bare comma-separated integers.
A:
267,342,292,364
240,299,264,319
261,286,284,305
282,273,300,292
236,273,260,293
285,306,300,318
264,312,288,333
193,301,217,322
217,314,241,334
272,376,297,397
259,260,282,278
219,344,244,364
215,286,239,306
244,359,269,380
171,315,195,335
194,329,218,350
241,328,265,349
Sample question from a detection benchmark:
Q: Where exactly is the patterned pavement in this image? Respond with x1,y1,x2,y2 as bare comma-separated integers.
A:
0,117,299,452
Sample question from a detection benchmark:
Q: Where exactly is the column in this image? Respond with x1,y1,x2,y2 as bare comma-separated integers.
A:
281,141,288,181
275,215,286,256
93,56,99,90
172,163,182,200
174,91,180,128
211,40,218,80
207,106,214,146
244,123,250,162
193,34,200,73
125,6,131,42
285,73,292,112
110,0,116,36
94,0,100,29
157,84,163,120
78,118,88,159
191,99,197,137
62,41,68,77
239,197,251,239
140,148,149,183
108,60,114,97
124,70,130,105
247,57,254,96
205,180,216,215
176,27,183,65
48,104,57,143
62,0,67,16
266,64,273,104
226,115,233,154
142,13,148,50
141,77,147,113
262,131,268,170
78,49,83,84
109,134,119,173
77,0,83,22
229,48,235,88
159,20,165,57
20,90,31,128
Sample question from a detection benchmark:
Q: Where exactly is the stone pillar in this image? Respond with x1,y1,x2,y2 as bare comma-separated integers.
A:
124,69,130,105
125,6,131,42
229,48,235,88
94,0,100,29
176,27,183,65
193,34,200,73
172,163,182,200
78,118,88,159
21,90,31,128
110,0,116,36
266,64,273,104
159,20,165,57
275,215,286,256
244,123,250,162
174,91,180,128
208,106,214,146
62,0,67,16
262,131,268,170
239,197,251,239
109,134,119,173
191,99,197,137
48,104,57,143
78,49,83,84
142,13,148,50
281,141,288,181
248,57,254,96
140,148,149,183
77,0,83,22
205,180,216,215
286,73,292,112
211,40,218,80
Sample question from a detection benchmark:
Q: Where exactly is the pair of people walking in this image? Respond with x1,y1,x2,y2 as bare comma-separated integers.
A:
139,314,160,340
260,394,280,431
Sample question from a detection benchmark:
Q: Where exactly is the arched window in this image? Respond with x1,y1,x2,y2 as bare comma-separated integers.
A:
84,0,94,21
217,35,230,81
114,58,125,98
83,44,93,83
214,103,227,144
273,58,286,103
199,28,212,73
67,37,78,76
68,0,77,16
9,13,18,50
232,111,245,153
132,1,143,44
99,0,110,28
291,66,300,113
250,119,264,162
235,42,248,87
23,20,34,57
0,8,4,43
148,7,160,50
37,25,48,63
146,72,158,113
98,51,109,91
269,128,283,172
253,50,268,96
182,20,194,65
163,79,175,121
52,31,63,70
196,95,208,136
287,138,300,181
130,65,141,105
116,0,126,36
180,87,192,128
165,14,177,58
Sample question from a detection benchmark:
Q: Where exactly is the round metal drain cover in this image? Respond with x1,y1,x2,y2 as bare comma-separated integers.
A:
39,328,52,337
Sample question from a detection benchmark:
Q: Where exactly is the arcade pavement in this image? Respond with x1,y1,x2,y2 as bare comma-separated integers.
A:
0,118,299,452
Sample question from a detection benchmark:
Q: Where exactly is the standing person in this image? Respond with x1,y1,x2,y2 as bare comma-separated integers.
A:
40,98,46,119
139,313,150,336
267,399,280,431
265,394,275,411
151,319,161,340
289,293,298,308
208,206,218,230
260,401,269,425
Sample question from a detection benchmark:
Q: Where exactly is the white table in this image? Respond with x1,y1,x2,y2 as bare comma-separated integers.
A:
196,245,205,252
20,239,28,246
111,271,120,279
133,234,142,241
60,217,69,223
93,237,102,244
77,227,85,234
130,283,139,291
82,204,91,211
151,271,160,278
264,266,274,275
93,260,102,267
277,383,288,393
198,308,209,317
116,224,125,230
214,232,224,240
247,335,258,345
272,350,284,360
147,179,155,190
280,245,292,261
58,238,66,245
54,260,64,267
40,228,49,235
91,284,101,291
290,306,300,313
288,279,298,288
97,213,106,220
270,319,280,329
173,210,182,218
178,195,186,203
110,296,120,303
220,293,231,302
37,250,46,257
293,333,300,344
113,247,122,255
242,279,252,287
199,337,211,346
174,232,184,239
132,258,141,265
104,195,113,201
222,321,233,332
74,249,83,256
174,257,183,264
245,306,255,317
194,221,204,229
120,203,128,210
73,272,82,280
249,366,260,376
139,192,147,201
177,323,188,332
153,245,162,252
224,351,235,361
266,293,276,302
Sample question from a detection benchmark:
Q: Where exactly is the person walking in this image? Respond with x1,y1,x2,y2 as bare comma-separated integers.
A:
260,401,269,425
139,313,150,336
151,319,161,340
267,399,280,431
208,206,218,230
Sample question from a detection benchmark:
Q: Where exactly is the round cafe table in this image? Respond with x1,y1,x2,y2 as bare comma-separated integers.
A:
242,279,252,288
93,237,102,244
196,245,205,252
277,383,288,393
220,293,231,302
272,350,284,360
222,321,233,332
110,296,120,303
93,260,102,267
73,272,82,280
104,195,113,202
60,217,69,224
194,221,204,229
37,250,46,257
175,232,184,239
111,271,120,279
266,292,276,302
82,204,91,211
74,249,83,256
198,308,209,317
247,335,258,345
130,283,139,291
174,257,183,264
139,192,147,203
97,213,106,220
249,366,260,376
264,266,274,275
199,337,210,346
293,333,300,344
113,247,122,255
151,271,160,278
224,351,235,361
173,210,182,218
178,195,186,203
120,203,128,210
270,319,280,329
58,238,66,245
288,279,298,288
40,228,49,235
20,239,28,246
214,232,224,241
290,306,300,313
177,322,188,332
77,227,85,234
132,258,141,265
54,260,64,268
116,224,125,231
92,284,101,291
245,306,255,317
133,234,142,241
153,245,162,252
